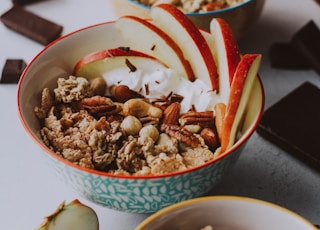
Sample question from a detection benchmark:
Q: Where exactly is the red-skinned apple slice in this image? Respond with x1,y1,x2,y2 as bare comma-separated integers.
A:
210,18,242,104
74,48,167,80
36,199,99,230
151,4,219,91
221,54,262,152
74,47,161,73
115,15,195,81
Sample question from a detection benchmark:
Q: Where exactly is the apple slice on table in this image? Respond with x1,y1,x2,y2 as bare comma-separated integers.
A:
115,15,195,82
221,54,262,153
210,18,242,104
74,47,167,80
36,199,99,230
150,3,219,91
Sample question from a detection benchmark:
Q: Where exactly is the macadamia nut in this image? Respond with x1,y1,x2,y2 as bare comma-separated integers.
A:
139,125,159,142
120,115,142,135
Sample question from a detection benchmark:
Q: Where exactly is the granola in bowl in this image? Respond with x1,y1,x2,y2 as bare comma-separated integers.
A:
34,74,220,176
133,0,246,13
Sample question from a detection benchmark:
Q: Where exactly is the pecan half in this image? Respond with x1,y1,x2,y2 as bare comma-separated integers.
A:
161,124,200,147
79,95,121,116
179,111,214,128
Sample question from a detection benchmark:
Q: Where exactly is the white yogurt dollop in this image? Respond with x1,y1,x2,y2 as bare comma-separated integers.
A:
102,61,218,113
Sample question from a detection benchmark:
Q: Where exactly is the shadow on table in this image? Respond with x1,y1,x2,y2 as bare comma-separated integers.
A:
206,135,320,221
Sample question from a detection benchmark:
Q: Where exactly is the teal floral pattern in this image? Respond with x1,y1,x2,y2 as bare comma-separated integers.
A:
43,144,244,213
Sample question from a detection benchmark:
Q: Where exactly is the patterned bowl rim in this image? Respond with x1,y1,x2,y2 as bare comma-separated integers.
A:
17,21,265,180
127,0,254,16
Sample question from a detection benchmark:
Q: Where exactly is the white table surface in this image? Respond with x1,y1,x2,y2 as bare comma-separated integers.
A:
1,0,320,229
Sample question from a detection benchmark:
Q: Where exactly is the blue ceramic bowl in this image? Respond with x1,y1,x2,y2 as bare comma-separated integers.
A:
17,21,264,213
128,0,265,39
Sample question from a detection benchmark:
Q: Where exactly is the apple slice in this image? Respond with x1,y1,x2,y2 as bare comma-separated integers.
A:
115,15,195,81
150,4,219,91
210,18,242,104
74,47,161,73
74,48,167,80
36,199,99,230
221,54,262,152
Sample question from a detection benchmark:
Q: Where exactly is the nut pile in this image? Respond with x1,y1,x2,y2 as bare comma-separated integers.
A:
135,0,245,13
35,75,224,175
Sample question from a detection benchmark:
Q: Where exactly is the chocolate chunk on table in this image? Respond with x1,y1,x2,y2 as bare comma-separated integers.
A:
12,0,47,5
0,6,63,45
257,82,320,171
1,59,27,84
269,43,310,70
291,20,320,75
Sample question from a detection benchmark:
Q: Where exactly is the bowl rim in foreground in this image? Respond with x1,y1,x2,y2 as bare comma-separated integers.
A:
136,195,317,229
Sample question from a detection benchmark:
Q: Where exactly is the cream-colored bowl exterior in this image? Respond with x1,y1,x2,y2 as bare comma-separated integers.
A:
17,22,264,213
128,0,265,39
136,196,317,230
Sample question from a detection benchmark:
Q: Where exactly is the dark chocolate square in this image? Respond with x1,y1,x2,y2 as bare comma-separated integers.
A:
291,20,320,75
269,43,310,70
0,59,27,84
12,0,47,5
257,82,320,170
0,6,63,45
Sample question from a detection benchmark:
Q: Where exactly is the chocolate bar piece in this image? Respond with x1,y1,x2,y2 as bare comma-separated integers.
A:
12,0,46,5
0,59,27,84
291,20,320,75
257,82,320,171
0,6,63,45
269,43,310,69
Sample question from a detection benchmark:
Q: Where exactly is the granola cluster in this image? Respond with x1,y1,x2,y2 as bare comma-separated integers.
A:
35,75,222,175
135,0,245,13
